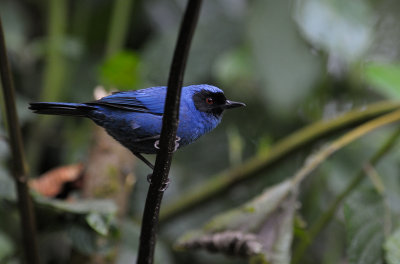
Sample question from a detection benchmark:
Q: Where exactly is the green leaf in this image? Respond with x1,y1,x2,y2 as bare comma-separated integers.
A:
99,51,142,90
384,228,400,264
363,62,400,99
35,196,117,215
344,191,385,264
86,212,112,236
203,180,293,232
35,197,118,235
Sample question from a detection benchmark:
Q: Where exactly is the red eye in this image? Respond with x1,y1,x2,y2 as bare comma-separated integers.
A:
206,97,214,105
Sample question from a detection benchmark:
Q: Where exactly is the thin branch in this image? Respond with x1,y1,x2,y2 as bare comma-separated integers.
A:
292,126,400,264
0,17,40,264
136,1,203,263
291,109,400,186
160,101,400,222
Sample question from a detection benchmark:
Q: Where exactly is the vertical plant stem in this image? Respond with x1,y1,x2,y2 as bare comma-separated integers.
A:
292,126,400,264
136,1,202,263
71,0,92,42
0,17,40,264
42,0,67,101
105,0,134,57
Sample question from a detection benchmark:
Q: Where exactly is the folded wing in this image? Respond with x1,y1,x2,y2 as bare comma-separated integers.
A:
86,86,167,115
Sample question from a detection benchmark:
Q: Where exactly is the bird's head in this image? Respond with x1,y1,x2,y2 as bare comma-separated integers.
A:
190,85,245,118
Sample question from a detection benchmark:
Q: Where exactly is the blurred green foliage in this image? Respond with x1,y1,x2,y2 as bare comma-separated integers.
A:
2,0,400,263
363,62,400,98
294,0,375,63
99,51,143,91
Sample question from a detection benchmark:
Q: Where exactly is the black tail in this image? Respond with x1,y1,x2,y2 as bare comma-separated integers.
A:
29,102,96,117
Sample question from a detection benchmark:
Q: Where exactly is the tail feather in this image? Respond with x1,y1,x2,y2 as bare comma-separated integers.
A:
29,102,95,117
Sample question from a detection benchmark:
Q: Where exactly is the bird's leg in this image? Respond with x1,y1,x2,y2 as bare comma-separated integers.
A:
134,135,179,192
135,154,170,190
133,152,154,170
133,151,169,190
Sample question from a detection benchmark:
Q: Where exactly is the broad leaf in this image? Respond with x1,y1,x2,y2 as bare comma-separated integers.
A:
36,197,118,236
363,62,400,99
86,212,113,236
344,191,385,264
35,196,117,215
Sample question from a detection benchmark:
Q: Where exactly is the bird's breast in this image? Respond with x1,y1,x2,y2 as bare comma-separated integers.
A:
176,107,221,146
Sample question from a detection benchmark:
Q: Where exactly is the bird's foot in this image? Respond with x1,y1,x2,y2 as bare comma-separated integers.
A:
146,174,170,191
174,136,181,151
159,178,170,191
133,152,154,170
154,136,181,152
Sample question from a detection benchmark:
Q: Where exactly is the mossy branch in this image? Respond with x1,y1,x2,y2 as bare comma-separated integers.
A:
42,0,67,101
291,109,400,185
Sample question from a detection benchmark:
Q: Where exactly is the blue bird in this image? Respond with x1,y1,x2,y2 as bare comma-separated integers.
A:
29,84,245,169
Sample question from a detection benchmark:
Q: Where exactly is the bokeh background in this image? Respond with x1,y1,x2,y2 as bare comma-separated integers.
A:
2,0,400,263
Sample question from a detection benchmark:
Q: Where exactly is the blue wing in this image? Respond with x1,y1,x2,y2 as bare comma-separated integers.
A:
86,86,167,115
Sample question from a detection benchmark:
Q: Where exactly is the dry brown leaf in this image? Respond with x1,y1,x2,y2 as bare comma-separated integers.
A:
30,163,84,197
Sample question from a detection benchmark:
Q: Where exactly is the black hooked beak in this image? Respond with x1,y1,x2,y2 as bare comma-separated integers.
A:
223,100,246,109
